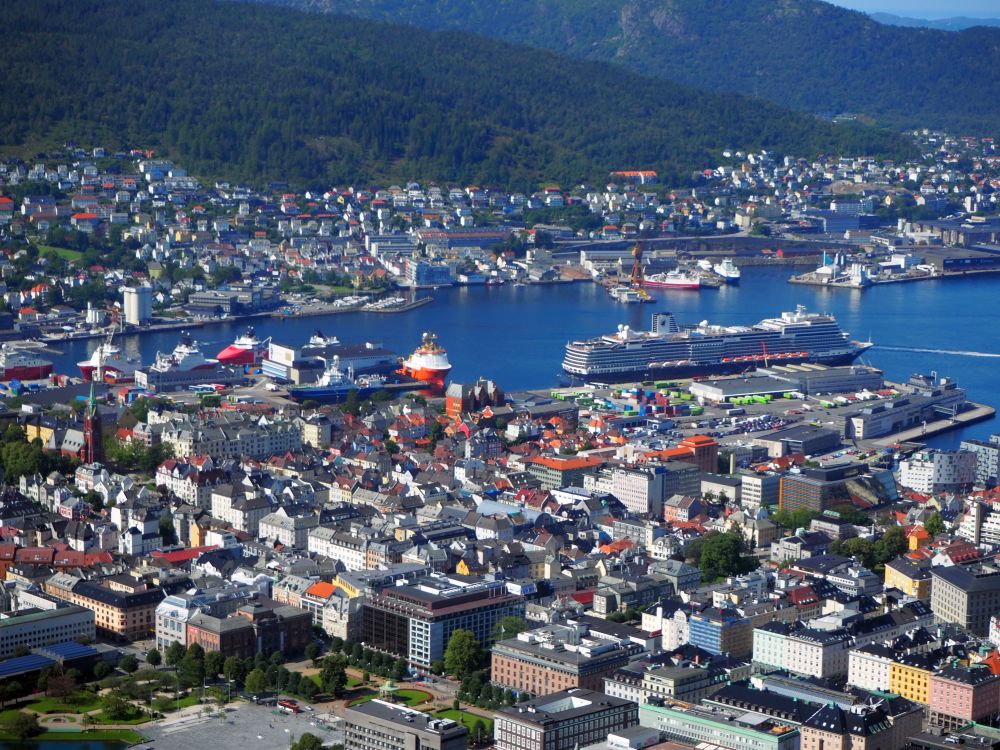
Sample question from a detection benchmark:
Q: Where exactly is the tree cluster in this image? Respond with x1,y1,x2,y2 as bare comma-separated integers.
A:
0,0,912,191
325,637,409,685
257,0,1000,136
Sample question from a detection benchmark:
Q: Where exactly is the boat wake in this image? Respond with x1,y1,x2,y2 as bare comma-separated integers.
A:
876,345,1000,359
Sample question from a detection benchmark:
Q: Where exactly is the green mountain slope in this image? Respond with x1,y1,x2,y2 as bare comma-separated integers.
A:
0,0,909,188
249,0,1000,135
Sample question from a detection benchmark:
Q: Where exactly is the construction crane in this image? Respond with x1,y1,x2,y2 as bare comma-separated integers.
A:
629,240,650,300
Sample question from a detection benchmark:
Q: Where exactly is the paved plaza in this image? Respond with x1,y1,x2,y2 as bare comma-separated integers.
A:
141,702,342,750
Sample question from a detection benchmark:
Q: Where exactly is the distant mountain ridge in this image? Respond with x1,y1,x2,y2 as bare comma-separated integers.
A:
245,0,1000,135
0,0,910,188
870,12,1000,30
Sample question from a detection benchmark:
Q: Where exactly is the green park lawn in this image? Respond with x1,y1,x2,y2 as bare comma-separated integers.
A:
348,688,432,707
36,244,84,262
433,709,493,734
92,709,151,725
26,692,103,714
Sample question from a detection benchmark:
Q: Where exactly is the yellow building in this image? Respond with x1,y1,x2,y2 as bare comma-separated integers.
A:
889,658,932,704
884,558,932,601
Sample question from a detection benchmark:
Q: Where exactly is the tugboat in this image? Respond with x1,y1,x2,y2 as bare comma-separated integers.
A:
399,332,452,386
216,327,271,366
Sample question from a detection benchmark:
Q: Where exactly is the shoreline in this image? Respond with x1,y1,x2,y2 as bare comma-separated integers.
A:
789,266,1000,289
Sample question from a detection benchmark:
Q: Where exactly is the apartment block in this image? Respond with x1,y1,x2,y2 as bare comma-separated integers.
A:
928,665,1000,730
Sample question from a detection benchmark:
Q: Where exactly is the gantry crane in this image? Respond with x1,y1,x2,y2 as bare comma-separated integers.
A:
629,240,650,300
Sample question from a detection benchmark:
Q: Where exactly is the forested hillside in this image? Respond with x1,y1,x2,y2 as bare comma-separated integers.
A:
250,0,1000,135
0,0,910,188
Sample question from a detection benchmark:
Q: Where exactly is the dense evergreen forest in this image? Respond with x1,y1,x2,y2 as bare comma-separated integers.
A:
0,0,911,188
250,0,1000,136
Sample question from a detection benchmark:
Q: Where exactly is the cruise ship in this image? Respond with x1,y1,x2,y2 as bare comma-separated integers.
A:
562,306,873,381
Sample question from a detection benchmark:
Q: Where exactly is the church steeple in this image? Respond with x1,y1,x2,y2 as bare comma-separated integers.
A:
82,383,103,465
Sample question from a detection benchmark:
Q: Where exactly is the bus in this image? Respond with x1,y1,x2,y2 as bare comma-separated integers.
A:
278,700,301,714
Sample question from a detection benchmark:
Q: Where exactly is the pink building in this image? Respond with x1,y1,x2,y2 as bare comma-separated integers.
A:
929,665,1000,730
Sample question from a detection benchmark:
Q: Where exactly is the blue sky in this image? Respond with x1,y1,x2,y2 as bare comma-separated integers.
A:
828,0,1000,18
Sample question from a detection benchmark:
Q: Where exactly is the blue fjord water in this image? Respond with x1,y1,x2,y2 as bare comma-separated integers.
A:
46,265,998,447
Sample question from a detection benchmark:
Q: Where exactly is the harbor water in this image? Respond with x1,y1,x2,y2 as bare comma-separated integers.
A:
46,266,998,447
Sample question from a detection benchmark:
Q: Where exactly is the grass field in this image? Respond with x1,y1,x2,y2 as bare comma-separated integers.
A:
93,709,151,725
0,724,146,744
35,244,84,261
26,692,103,714
433,709,493,734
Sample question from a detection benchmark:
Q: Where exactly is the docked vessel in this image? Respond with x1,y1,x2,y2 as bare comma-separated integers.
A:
79,334,141,383
609,286,653,304
0,346,53,382
149,333,218,372
713,258,741,284
399,332,452,385
563,306,873,381
135,333,241,393
287,356,391,403
216,327,271,366
644,270,702,290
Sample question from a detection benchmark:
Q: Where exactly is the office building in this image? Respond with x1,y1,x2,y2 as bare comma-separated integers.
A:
123,285,153,325
639,698,799,750
361,573,524,670
688,607,752,659
931,564,1000,637
491,622,639,695
960,434,1000,487
610,466,668,518
0,605,95,659
345,700,467,750
779,463,869,514
494,689,637,750
741,474,780,510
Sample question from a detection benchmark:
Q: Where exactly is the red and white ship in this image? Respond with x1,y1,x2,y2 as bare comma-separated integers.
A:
79,335,142,383
0,345,53,382
216,327,271,366
399,332,452,385
644,270,703,290
149,333,218,372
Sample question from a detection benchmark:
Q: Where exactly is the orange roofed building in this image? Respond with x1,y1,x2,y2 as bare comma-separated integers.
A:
526,455,604,489
642,435,718,474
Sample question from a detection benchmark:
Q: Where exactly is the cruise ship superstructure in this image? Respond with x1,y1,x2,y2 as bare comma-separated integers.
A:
562,306,872,381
